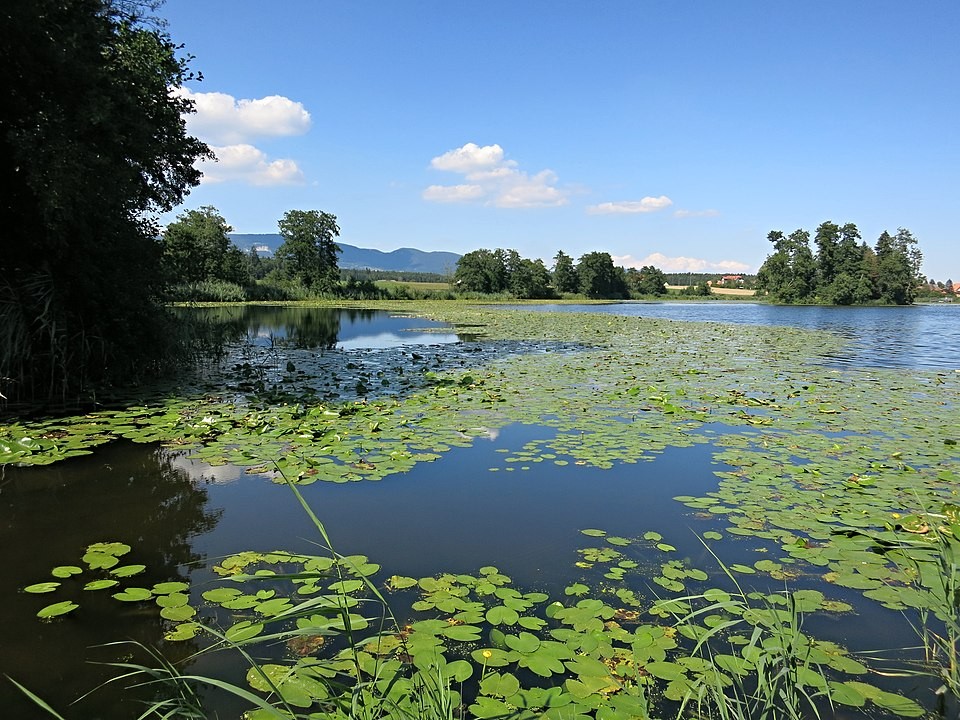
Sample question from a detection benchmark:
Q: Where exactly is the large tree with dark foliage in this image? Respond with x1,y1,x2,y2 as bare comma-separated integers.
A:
0,0,209,405
756,221,923,305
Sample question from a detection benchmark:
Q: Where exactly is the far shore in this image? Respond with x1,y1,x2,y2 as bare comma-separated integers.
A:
665,285,757,296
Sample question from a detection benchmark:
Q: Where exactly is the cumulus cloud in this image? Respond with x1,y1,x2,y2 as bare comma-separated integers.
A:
423,142,568,208
174,88,311,186
199,144,305,186
430,142,511,173
587,196,673,215
175,88,311,145
613,252,751,273
674,208,721,218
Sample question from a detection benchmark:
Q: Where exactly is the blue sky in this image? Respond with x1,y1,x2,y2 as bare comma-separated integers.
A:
160,1,959,278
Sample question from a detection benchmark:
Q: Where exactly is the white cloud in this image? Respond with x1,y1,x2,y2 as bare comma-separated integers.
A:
613,252,751,273
430,142,510,173
422,184,485,203
425,142,569,208
175,88,311,145
674,208,721,218
587,196,673,215
199,144,305,186
495,170,567,208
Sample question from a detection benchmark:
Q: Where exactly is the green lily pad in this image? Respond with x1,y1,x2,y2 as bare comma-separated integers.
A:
24,582,60,594
112,587,153,602
37,601,79,619
110,564,146,578
51,565,83,578
84,579,120,591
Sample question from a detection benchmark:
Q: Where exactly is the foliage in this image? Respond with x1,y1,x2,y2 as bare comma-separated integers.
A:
576,251,629,299
166,279,248,303
0,0,209,405
454,248,554,299
276,210,342,291
627,265,668,296
756,221,923,305
161,205,250,287
679,281,712,297
552,250,580,294
339,269,452,284
453,249,509,294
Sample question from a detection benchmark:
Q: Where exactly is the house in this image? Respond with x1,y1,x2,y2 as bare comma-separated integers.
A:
716,274,744,287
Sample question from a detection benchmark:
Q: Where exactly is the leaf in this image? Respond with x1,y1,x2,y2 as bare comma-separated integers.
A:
440,624,482,642
112,587,153,602
165,622,202,641
84,579,119,591
110,564,146,577
202,587,242,603
51,565,83,578
225,621,264,643
486,605,520,626
37,601,79,619
24,582,60,594
504,632,541,654
160,604,196,621
580,529,607,537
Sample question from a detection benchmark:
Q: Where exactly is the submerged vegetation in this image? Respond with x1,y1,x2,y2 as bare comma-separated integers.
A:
4,303,959,718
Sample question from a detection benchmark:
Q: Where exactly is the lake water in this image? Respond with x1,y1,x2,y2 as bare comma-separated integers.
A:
510,302,960,370
2,304,955,718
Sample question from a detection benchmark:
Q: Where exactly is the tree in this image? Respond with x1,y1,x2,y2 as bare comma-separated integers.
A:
627,266,668,296
577,252,628,299
552,251,579,294
275,210,341,290
161,206,245,285
1,0,209,403
755,229,815,302
875,228,922,304
454,249,508,293
510,258,554,299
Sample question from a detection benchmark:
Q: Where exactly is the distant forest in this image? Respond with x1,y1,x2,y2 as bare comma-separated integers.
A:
340,268,451,283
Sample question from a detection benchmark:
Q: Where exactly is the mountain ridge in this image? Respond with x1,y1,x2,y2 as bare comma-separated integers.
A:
230,234,460,276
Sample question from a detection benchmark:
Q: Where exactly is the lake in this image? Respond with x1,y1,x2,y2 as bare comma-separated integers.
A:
2,303,957,719
508,301,960,370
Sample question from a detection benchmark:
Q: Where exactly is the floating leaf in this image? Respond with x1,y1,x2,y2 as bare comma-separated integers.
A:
112,587,153,602
24,582,60,594
51,566,83,578
37,601,79,619
84,579,119,591
110,564,146,578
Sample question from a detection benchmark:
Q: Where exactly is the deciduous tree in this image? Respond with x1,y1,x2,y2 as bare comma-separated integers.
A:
275,210,342,290
0,0,209,403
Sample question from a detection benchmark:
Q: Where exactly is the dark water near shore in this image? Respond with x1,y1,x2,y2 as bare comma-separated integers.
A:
2,304,954,718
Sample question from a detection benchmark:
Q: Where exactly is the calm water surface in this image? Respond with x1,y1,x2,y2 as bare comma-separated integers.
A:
2,304,951,718
513,302,960,370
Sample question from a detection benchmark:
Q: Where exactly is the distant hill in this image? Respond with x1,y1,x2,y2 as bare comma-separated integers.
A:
230,234,460,276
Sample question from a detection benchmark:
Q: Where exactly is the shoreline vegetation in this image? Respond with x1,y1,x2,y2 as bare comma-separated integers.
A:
4,302,959,719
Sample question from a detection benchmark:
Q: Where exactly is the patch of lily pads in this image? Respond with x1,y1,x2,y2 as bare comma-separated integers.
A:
5,301,960,717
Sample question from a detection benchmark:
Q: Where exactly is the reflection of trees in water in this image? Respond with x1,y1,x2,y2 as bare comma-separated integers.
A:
176,305,377,351
0,442,221,719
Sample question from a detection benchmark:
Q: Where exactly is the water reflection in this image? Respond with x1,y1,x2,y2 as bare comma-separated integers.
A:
0,443,221,719
179,305,461,352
